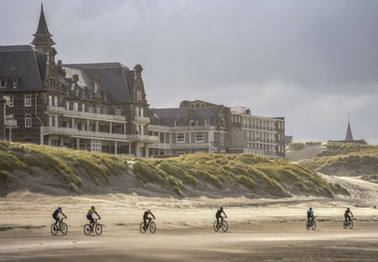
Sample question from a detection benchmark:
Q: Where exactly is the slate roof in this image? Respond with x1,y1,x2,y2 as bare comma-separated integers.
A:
0,45,47,92
63,63,135,104
152,107,221,126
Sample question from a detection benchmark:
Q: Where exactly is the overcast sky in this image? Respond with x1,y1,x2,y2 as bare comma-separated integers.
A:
1,0,377,144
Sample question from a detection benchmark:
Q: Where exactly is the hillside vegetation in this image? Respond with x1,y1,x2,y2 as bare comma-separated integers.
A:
300,142,378,179
0,141,348,198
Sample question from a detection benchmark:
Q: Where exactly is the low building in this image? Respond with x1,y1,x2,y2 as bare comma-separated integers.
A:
149,100,285,158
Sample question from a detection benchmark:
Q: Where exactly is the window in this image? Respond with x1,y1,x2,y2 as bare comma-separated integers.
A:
66,101,70,110
24,94,31,107
9,96,14,107
190,120,194,127
204,119,209,126
81,103,86,112
13,79,17,89
48,95,52,106
1,79,6,88
195,132,204,142
177,133,185,143
115,108,121,116
102,107,107,114
174,120,179,127
50,78,56,88
96,105,101,114
25,114,32,127
54,96,58,106
137,90,142,100
90,140,102,153
73,102,78,111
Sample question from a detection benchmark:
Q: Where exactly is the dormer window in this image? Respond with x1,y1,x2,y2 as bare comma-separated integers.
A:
137,90,142,101
13,78,18,89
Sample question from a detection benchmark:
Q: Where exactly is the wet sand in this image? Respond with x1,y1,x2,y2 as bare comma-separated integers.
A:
1,191,378,261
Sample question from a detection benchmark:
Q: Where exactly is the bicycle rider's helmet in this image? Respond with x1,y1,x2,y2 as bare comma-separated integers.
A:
347,207,350,210
309,207,312,210
91,206,95,209
58,207,62,211
220,207,223,210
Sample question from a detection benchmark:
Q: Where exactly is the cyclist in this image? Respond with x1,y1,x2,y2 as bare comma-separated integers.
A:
216,207,227,226
344,207,354,223
307,207,314,223
87,206,101,229
52,207,67,224
143,209,156,229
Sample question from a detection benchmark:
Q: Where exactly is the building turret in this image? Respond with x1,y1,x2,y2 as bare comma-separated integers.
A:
31,4,55,54
345,114,354,141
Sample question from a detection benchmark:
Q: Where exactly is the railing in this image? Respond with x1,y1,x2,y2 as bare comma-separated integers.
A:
41,126,158,143
149,143,172,149
4,119,17,127
46,106,126,122
148,124,216,132
172,142,213,149
134,116,150,124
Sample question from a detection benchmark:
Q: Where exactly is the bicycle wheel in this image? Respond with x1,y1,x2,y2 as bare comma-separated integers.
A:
221,221,228,232
140,222,146,233
61,223,68,235
213,221,219,232
306,222,310,230
84,224,91,235
51,223,58,236
343,220,347,229
349,220,353,229
149,221,156,233
95,223,103,235
311,221,316,230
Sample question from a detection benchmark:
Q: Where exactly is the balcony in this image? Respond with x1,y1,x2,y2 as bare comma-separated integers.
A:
134,115,150,124
46,106,126,123
41,126,159,143
5,119,17,128
150,143,172,149
127,134,158,143
41,126,129,141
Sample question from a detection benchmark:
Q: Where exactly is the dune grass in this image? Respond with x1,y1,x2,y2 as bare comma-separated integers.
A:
301,142,378,176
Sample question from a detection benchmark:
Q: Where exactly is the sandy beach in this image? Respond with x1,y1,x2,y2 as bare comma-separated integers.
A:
1,175,378,261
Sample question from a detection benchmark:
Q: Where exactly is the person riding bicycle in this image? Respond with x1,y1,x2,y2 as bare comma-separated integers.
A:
143,209,155,229
87,206,101,229
52,207,67,224
216,207,227,226
307,207,314,223
344,207,354,223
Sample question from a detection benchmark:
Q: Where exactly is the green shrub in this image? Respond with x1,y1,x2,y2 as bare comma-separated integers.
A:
237,175,256,190
289,142,305,151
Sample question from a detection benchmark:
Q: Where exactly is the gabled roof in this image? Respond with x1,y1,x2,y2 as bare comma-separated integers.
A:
0,45,46,91
62,63,135,104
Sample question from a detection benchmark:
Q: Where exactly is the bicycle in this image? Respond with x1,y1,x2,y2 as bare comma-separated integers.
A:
343,217,354,229
140,219,156,233
51,218,68,236
213,217,228,232
306,217,316,231
84,218,103,235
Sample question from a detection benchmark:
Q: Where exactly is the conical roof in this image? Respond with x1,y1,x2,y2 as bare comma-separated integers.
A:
345,120,354,141
31,4,55,47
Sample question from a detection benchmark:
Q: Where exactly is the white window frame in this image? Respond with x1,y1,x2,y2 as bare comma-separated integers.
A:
73,102,78,111
115,108,121,116
195,132,204,142
66,101,70,110
54,96,58,106
24,94,32,107
81,103,85,112
25,114,32,128
177,133,185,143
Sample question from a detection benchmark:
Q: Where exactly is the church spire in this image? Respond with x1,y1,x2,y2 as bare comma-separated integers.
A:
345,113,354,141
31,4,55,54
